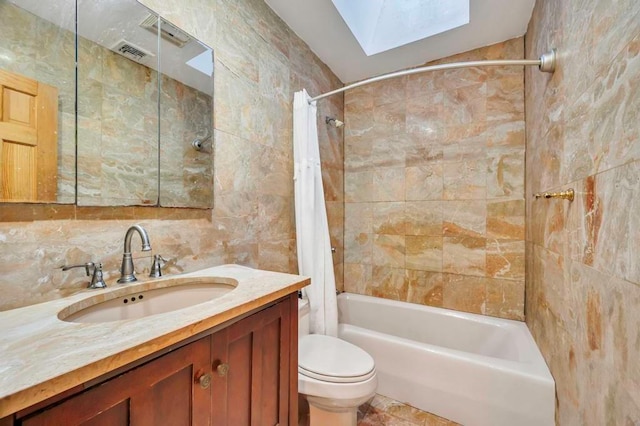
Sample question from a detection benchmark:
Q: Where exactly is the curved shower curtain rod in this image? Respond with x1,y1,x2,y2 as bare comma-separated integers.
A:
308,49,557,104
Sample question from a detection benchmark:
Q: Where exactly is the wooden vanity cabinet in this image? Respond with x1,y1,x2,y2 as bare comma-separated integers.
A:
15,294,298,426
20,338,211,426
211,295,294,425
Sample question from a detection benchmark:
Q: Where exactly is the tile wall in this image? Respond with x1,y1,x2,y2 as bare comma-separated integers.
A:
0,0,344,311
343,38,526,320
525,0,640,423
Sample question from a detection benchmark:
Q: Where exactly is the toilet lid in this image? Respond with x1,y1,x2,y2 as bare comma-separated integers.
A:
299,334,375,383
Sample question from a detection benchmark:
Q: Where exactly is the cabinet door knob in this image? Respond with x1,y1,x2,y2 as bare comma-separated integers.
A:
197,372,212,389
217,363,230,377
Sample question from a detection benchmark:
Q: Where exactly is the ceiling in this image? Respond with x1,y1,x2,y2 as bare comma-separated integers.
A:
264,0,536,83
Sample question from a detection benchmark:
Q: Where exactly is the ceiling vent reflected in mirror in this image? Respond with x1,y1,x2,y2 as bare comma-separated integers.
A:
140,14,191,48
111,39,155,62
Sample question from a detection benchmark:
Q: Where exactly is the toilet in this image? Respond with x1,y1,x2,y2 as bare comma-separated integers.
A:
298,298,377,426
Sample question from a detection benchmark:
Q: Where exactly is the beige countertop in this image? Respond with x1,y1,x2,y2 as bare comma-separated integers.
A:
0,264,309,418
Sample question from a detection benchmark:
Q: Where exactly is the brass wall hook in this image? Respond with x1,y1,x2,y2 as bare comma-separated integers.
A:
534,188,575,202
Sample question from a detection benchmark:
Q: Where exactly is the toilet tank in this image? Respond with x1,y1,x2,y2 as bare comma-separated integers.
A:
298,298,310,338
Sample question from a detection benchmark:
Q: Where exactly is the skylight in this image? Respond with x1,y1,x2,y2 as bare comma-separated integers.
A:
331,0,470,56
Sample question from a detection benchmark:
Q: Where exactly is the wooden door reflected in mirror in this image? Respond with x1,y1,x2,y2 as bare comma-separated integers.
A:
0,69,58,202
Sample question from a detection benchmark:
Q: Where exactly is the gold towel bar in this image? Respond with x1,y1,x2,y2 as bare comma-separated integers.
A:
534,189,574,202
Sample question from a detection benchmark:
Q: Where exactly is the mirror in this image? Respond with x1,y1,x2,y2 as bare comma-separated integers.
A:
0,0,214,208
77,0,214,208
0,0,76,204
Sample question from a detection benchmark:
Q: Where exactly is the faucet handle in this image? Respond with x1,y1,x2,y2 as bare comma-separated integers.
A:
62,262,106,289
61,262,95,277
89,263,107,289
149,255,167,278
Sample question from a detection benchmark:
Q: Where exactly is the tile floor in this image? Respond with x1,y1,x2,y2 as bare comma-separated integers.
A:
299,393,459,426
357,394,460,426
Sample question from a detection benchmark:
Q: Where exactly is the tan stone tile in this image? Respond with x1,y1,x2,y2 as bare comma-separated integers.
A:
405,141,443,168
487,199,525,240
406,236,443,272
370,76,407,107
345,104,375,138
442,201,486,238
344,232,372,265
343,263,372,295
345,85,374,112
406,94,445,138
486,239,525,280
442,274,487,315
486,148,525,199
405,165,443,201
370,267,408,302
345,134,374,172
345,202,373,234
0,204,75,222
373,168,406,202
257,239,293,273
372,234,405,268
406,270,443,307
486,74,524,123
373,202,406,235
485,119,525,148
443,160,487,200
443,236,486,277
373,100,406,138
405,201,443,236
485,278,524,320
442,83,487,124
372,135,407,168
345,171,373,202
257,194,294,241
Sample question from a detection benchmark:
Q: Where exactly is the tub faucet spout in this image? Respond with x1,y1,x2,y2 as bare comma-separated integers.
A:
117,225,152,283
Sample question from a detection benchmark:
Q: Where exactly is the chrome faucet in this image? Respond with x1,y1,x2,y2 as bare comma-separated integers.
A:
62,262,107,289
117,225,152,283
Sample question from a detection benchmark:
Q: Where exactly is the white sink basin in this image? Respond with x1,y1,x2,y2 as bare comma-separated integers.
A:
58,276,238,323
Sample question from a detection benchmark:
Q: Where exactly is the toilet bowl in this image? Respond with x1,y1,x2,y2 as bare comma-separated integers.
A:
298,299,377,426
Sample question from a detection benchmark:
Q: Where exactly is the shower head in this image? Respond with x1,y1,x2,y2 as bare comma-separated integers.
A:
191,133,212,152
325,116,344,128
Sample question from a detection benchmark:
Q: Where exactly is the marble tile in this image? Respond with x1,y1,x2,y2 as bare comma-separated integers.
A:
443,236,486,277
344,263,372,295
442,159,487,200
345,203,373,234
373,202,406,235
345,171,374,203
370,267,408,302
405,201,443,236
406,270,443,307
405,165,444,201
372,234,405,268
344,232,373,265
486,199,525,240
442,274,487,316
373,168,406,202
486,148,525,199
442,201,487,238
486,239,525,280
405,236,443,272
359,394,460,426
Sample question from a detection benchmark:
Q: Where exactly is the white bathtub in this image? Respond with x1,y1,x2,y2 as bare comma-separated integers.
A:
337,293,555,426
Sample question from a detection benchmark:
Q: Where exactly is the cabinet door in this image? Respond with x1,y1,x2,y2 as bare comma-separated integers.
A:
211,296,296,426
21,337,211,426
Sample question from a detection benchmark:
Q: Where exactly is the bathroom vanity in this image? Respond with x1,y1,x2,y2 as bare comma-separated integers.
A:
0,265,308,425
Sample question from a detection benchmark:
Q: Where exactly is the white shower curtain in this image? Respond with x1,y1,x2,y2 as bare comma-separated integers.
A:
293,89,338,337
